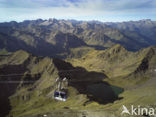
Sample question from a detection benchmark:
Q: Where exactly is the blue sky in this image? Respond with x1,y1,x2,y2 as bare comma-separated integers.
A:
0,0,156,22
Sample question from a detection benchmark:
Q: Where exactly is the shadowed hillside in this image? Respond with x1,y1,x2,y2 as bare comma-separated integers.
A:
68,44,156,78
0,44,156,117
0,50,123,117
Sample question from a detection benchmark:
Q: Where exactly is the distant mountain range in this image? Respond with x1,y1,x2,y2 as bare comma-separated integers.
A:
0,19,156,58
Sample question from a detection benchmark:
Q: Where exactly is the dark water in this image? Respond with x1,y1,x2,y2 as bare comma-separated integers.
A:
87,83,124,104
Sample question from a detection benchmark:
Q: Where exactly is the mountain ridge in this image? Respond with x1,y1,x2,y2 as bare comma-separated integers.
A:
0,44,156,117
1,50,122,117
68,45,156,78
0,19,156,58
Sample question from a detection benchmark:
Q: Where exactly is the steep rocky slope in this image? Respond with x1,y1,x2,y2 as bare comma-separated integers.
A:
66,45,156,117
0,50,123,117
68,45,156,78
0,44,156,117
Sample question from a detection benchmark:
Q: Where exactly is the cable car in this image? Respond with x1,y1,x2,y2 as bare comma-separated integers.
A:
54,91,67,101
54,77,68,101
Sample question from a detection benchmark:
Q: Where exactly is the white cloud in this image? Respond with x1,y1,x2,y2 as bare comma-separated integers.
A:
0,0,155,22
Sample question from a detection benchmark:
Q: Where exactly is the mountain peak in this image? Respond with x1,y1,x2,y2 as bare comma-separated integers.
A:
48,18,58,23
108,44,126,54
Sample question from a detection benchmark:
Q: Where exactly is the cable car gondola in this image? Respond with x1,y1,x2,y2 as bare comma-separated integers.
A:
54,91,67,101
54,77,68,101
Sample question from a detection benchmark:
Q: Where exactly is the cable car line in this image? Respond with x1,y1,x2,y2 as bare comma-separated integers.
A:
0,69,86,77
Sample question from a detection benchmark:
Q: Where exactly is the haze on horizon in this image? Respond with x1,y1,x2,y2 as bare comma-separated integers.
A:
0,0,156,22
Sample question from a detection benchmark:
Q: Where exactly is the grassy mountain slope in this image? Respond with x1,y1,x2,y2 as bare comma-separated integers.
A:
68,44,154,78
0,50,124,117
0,45,156,117
67,45,156,116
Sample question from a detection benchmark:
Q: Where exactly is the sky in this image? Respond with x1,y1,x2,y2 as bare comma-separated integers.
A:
0,0,156,22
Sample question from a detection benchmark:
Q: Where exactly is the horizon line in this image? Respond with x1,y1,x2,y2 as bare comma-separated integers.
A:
0,18,155,23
